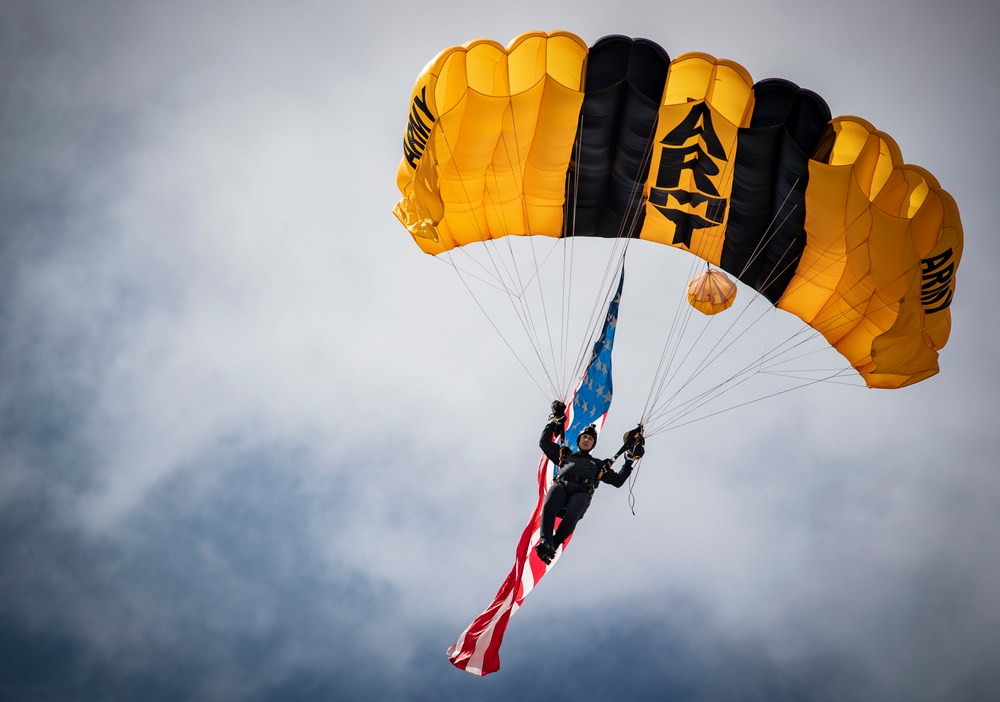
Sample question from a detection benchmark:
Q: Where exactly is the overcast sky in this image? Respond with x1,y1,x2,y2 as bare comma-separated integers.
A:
2,1,999,700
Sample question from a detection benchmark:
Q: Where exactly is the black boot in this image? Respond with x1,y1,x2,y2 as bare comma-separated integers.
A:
535,539,555,564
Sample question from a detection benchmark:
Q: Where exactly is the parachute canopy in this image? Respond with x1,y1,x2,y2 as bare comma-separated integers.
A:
395,31,963,389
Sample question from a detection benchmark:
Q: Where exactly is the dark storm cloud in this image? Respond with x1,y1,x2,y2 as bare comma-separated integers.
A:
0,423,470,700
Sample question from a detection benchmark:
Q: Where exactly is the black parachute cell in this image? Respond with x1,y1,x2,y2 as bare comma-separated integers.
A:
723,79,832,302
567,36,670,238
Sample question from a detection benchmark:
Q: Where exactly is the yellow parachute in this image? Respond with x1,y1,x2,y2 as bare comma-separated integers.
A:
687,267,738,315
395,32,962,389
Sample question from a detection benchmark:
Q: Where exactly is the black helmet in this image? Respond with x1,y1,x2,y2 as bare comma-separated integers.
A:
577,424,598,449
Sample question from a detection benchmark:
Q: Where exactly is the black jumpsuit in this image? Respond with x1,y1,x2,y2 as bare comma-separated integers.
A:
538,419,633,550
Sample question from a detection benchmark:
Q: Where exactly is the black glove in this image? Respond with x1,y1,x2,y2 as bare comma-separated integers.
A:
627,440,645,460
622,424,644,450
602,458,614,471
549,400,567,421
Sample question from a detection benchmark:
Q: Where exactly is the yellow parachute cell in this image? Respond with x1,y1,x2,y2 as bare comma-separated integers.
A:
640,53,755,265
394,32,588,254
779,117,962,388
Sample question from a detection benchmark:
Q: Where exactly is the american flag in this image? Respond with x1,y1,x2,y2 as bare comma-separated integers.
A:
446,270,625,675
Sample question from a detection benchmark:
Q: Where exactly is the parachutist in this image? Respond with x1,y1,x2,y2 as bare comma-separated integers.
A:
535,410,641,565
